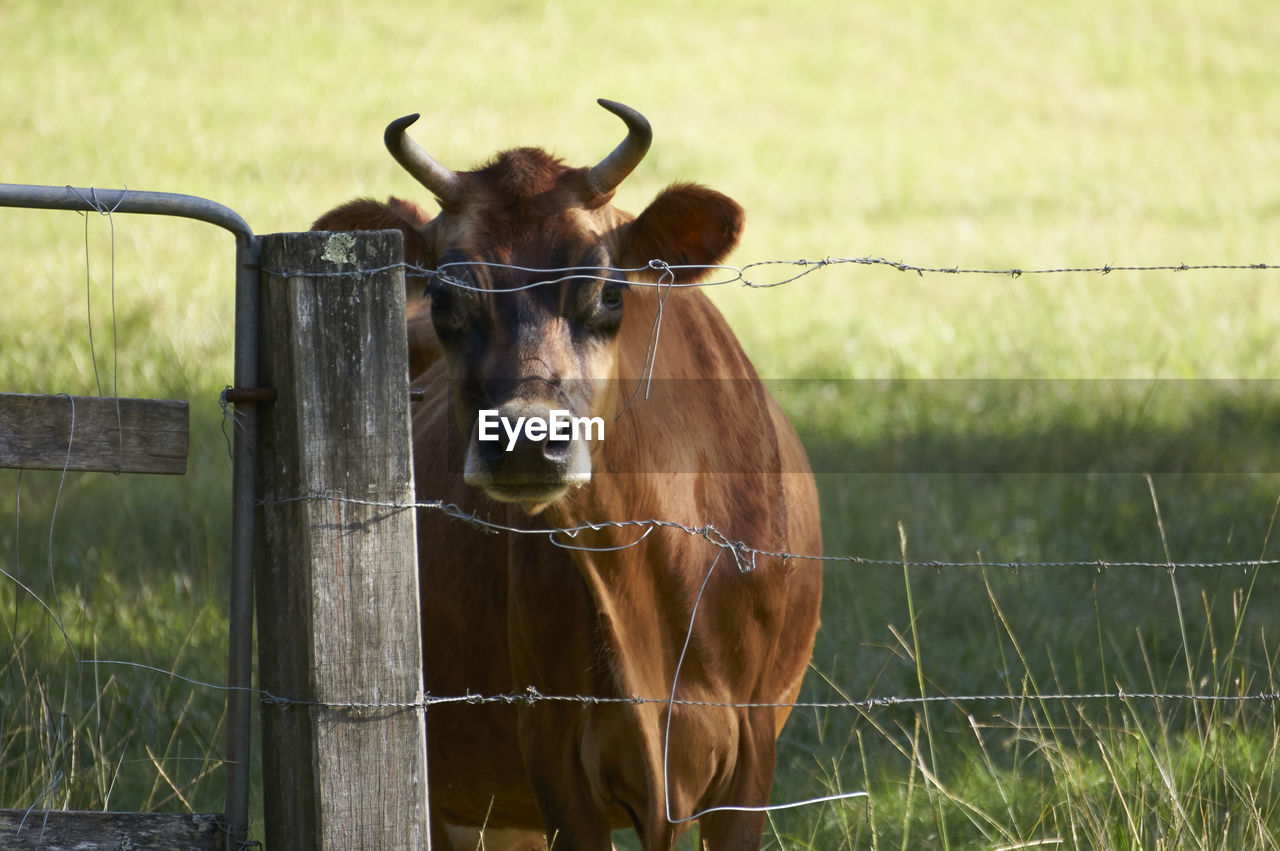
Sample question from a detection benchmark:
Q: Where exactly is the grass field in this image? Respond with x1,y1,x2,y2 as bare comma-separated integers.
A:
3,0,1280,847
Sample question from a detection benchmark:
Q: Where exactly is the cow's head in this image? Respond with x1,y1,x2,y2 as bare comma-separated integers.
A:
383,100,742,511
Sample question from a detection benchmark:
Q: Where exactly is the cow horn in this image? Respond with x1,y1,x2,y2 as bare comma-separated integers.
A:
584,99,653,199
384,114,464,208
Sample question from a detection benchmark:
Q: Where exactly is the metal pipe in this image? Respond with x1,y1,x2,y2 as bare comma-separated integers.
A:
224,231,260,851
0,183,259,849
0,184,253,238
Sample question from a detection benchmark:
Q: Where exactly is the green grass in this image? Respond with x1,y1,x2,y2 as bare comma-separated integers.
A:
4,0,1280,846
766,472,1280,848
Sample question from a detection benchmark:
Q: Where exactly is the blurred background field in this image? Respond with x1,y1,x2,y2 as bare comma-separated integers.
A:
3,0,1280,846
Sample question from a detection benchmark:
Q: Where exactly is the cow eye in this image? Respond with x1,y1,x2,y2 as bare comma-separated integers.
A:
430,283,471,335
599,283,626,310
579,282,627,336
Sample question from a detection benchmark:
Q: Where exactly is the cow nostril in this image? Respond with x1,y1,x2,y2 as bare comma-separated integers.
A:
478,435,506,464
543,437,571,462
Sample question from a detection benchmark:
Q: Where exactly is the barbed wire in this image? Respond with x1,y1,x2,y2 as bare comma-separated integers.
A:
256,482,1280,829
10,482,1276,716
731,257,1277,286
3,627,1270,714
10,563,1274,723
256,686,1280,713
9,477,1278,830
257,255,1280,291
9,639,1265,715
253,485,1280,823
260,492,1280,574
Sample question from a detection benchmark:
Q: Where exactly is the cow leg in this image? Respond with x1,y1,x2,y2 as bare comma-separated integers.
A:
695,808,766,850
694,714,776,851
528,783,612,850
631,814,679,851
515,711,613,850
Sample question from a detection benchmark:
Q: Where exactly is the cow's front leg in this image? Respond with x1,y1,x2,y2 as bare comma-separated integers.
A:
692,712,776,850
517,704,614,850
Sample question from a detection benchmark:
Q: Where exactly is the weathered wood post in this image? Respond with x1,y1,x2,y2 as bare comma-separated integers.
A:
254,229,429,849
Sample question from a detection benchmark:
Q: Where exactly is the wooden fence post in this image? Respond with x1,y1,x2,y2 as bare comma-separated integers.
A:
254,229,429,849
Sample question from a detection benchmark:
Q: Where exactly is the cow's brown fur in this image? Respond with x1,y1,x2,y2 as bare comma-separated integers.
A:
314,118,821,850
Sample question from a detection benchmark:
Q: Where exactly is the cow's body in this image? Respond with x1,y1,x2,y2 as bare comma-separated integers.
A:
314,101,821,850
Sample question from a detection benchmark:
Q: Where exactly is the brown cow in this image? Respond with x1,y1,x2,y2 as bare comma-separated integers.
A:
314,100,822,850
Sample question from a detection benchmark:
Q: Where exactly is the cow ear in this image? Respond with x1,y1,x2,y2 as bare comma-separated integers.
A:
311,196,435,269
618,183,743,284
312,198,441,375
386,196,434,230
311,196,434,233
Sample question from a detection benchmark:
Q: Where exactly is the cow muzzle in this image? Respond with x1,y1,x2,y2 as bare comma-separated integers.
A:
463,401,594,508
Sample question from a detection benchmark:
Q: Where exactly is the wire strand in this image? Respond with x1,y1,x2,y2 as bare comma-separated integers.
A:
254,256,1280,290
258,492,1280,573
